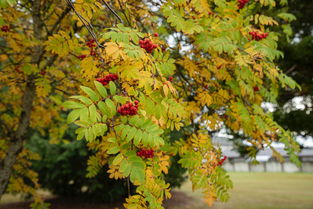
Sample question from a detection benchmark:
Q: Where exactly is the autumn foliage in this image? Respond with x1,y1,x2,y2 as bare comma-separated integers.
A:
0,0,300,208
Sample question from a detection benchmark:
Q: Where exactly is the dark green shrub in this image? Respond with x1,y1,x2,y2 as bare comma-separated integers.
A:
27,126,187,202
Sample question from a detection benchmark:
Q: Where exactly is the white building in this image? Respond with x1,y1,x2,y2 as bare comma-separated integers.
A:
212,137,313,173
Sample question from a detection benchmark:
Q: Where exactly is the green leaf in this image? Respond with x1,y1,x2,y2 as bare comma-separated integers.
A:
80,86,100,102
95,123,107,136
113,95,128,104
97,101,109,116
75,128,85,140
105,98,116,117
277,13,296,22
128,156,145,184
94,81,108,98
191,172,207,190
107,137,117,143
126,127,137,142
70,95,93,105
112,153,124,165
133,129,143,146
109,81,116,95
67,109,81,123
120,159,131,176
107,146,120,154
85,127,94,142
89,104,97,123
130,161,145,184
121,125,130,139
63,101,85,109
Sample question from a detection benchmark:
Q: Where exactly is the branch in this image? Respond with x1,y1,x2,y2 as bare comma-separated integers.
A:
64,0,104,48
101,0,124,24
285,64,297,75
48,6,71,36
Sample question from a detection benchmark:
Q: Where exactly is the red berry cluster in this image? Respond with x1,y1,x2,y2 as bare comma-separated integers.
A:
90,50,97,56
77,54,87,60
96,74,118,85
86,40,96,48
238,0,249,9
118,101,139,116
1,25,9,32
217,156,227,166
40,70,46,76
139,38,158,53
137,149,154,159
249,31,269,41
86,40,97,56
253,86,260,92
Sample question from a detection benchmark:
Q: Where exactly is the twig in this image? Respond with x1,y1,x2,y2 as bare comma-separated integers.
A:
55,87,70,95
285,64,297,75
64,0,104,48
116,0,131,26
101,0,124,24
127,177,131,197
48,6,71,35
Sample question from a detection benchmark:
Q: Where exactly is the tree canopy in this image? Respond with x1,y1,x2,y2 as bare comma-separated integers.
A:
0,0,300,208
274,0,313,138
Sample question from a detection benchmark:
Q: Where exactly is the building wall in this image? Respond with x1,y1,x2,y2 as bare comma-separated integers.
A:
223,159,313,173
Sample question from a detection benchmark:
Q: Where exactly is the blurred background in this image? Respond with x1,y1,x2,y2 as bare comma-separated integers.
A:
0,0,313,208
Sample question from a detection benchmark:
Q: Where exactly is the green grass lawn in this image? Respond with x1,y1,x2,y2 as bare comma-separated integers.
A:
1,172,313,209
174,172,313,209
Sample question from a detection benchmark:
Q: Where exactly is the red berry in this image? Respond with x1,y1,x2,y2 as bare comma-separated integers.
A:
249,31,268,41
134,100,139,105
90,50,96,56
96,74,118,86
153,33,159,37
118,101,139,116
113,74,118,80
139,38,158,53
137,149,154,158
1,25,9,32
14,67,22,73
217,156,227,166
40,70,46,76
238,0,249,9
168,76,173,82
77,54,87,60
254,86,260,92
86,40,96,48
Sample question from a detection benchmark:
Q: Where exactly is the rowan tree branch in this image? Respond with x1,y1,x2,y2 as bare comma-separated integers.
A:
65,0,104,48
48,6,71,36
101,0,124,24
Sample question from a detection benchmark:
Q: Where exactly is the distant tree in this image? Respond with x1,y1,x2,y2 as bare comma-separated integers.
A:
274,0,313,138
